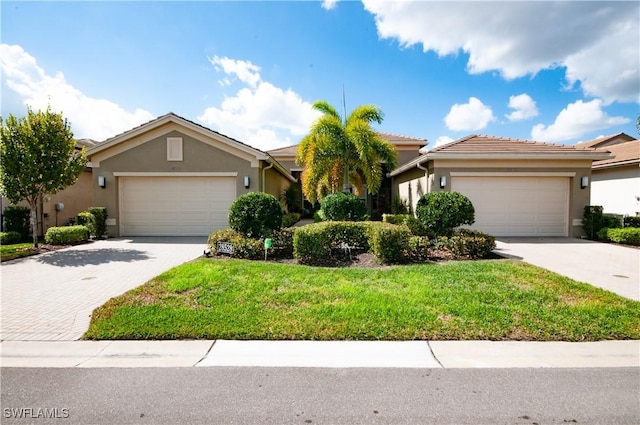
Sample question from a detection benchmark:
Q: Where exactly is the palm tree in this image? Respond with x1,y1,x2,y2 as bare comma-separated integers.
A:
296,100,398,202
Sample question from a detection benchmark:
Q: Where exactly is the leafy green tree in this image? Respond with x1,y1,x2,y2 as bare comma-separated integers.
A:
296,100,398,202
0,106,87,247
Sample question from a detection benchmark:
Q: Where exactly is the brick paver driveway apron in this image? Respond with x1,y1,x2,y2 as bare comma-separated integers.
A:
1,237,205,341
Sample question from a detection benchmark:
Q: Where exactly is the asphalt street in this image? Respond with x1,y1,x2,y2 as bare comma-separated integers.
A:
2,367,638,424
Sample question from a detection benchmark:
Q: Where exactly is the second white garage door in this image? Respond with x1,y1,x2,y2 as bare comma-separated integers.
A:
451,176,569,237
120,176,236,236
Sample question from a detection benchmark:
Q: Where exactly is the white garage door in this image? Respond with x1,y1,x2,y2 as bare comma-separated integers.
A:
120,176,236,236
451,176,569,236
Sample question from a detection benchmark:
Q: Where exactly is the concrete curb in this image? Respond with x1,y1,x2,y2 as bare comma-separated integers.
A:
1,340,638,368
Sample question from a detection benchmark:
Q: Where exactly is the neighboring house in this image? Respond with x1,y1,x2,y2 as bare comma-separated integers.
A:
1,138,95,235
268,132,427,217
389,135,610,237
575,133,640,216
86,113,295,237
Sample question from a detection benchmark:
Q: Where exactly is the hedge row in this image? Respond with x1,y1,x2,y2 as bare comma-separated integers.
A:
0,231,22,245
44,225,90,245
597,228,640,246
208,228,294,260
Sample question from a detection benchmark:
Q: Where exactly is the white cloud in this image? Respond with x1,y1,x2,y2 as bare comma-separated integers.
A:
434,136,454,147
361,0,639,104
506,93,539,122
209,56,262,88
199,60,320,150
322,0,339,10
444,97,494,132
531,99,630,142
0,44,154,141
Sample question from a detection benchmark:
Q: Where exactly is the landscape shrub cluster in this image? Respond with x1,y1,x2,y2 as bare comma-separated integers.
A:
597,227,640,246
209,190,494,265
0,231,22,245
229,192,282,238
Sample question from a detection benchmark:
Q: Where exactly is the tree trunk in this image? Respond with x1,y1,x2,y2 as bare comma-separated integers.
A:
29,202,38,248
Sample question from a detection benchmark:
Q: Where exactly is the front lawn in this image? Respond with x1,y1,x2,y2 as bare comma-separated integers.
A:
84,258,640,341
1,242,39,262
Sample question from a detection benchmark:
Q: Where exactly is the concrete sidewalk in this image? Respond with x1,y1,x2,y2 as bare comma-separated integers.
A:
1,340,638,368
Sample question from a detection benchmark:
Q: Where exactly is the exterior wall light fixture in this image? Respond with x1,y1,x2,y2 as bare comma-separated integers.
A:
439,175,447,189
98,176,106,189
580,176,589,189
243,176,250,189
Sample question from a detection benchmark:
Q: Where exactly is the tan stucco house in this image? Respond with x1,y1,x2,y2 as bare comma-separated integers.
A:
86,113,295,237
389,135,610,237
575,133,640,216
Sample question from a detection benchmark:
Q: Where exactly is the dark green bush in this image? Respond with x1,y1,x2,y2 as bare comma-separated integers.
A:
3,205,30,239
282,212,301,228
76,211,96,238
416,191,475,236
602,213,622,230
0,231,22,244
602,228,640,246
44,225,90,245
368,223,411,264
320,192,368,221
623,216,640,228
229,192,282,238
313,210,326,223
582,205,604,240
270,227,295,259
88,207,108,238
597,227,611,241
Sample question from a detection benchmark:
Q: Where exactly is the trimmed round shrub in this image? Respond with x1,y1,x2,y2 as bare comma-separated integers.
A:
416,191,475,236
320,192,368,221
228,192,283,238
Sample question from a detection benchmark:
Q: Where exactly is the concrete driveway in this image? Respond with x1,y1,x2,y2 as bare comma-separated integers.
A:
1,237,206,341
495,237,639,301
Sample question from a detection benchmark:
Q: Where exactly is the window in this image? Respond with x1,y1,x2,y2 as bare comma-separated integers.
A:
167,137,183,161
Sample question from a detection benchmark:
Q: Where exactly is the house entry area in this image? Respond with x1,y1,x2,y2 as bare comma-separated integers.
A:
451,175,570,237
119,176,236,236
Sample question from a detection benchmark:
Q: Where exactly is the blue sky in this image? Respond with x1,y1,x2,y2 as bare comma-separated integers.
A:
1,1,638,152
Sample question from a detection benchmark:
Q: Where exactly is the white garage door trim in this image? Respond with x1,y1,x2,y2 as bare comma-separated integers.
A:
451,175,570,237
119,176,237,236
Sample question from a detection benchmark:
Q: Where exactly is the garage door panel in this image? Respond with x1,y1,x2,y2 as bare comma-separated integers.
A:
120,177,236,236
451,176,568,237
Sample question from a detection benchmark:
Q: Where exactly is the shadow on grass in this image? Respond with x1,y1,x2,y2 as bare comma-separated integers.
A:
35,248,153,267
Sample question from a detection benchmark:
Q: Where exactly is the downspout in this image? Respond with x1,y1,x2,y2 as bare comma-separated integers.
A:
417,160,429,190
262,161,274,193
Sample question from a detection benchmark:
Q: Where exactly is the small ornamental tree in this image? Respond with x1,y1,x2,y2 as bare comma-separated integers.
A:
416,191,475,236
0,106,87,247
228,192,283,238
320,192,368,221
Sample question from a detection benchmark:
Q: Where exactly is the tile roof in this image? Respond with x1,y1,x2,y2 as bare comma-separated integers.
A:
592,139,640,168
428,134,593,154
389,134,612,177
575,132,636,149
267,132,427,157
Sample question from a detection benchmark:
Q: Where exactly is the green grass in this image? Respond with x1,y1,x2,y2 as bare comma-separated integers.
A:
1,242,38,262
84,258,640,341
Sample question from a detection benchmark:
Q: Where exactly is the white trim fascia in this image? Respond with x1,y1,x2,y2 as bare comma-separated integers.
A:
450,171,576,177
113,172,238,177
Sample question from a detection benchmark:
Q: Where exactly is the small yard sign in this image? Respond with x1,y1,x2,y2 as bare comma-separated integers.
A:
217,242,234,255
